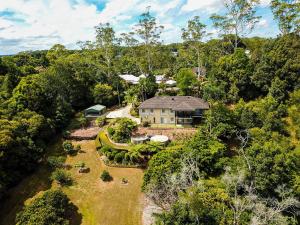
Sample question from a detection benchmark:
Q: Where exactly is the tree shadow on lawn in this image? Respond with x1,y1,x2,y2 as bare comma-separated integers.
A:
66,201,83,225
0,136,67,225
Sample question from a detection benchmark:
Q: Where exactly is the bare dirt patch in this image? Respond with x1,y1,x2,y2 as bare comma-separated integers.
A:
69,127,101,140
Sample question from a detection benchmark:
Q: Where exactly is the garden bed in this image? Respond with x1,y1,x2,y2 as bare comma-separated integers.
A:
134,127,197,141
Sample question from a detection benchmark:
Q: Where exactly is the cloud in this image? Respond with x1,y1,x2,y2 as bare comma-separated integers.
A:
0,0,279,55
181,0,222,13
257,18,268,28
260,0,272,7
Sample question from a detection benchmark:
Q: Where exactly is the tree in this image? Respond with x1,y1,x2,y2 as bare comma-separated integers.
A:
212,48,254,102
93,83,117,106
95,23,119,79
135,8,164,73
108,118,137,143
204,103,237,139
182,16,207,79
138,75,158,101
175,68,197,95
16,190,72,225
210,0,260,50
46,44,68,63
271,0,300,35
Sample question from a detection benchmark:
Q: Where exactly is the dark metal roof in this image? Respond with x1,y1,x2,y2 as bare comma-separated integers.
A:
139,96,209,111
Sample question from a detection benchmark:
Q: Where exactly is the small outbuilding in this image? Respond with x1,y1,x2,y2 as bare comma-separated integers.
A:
84,105,106,118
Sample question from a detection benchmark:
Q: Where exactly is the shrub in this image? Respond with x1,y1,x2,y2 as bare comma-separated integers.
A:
47,156,65,168
142,121,149,127
114,152,125,163
100,170,112,182
107,127,115,136
74,161,85,168
95,116,106,127
62,140,75,155
78,113,89,128
51,169,72,186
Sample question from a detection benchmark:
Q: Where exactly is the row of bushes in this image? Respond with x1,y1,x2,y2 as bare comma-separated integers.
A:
98,142,164,166
99,146,142,165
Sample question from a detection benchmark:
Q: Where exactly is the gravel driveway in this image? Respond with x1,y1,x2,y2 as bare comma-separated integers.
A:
106,104,140,124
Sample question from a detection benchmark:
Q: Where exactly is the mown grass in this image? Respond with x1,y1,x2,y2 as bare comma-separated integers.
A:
62,140,144,225
0,138,144,225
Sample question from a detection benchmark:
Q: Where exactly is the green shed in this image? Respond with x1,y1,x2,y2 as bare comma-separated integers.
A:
84,105,106,118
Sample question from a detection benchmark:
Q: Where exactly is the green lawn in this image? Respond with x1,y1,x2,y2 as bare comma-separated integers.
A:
62,140,144,225
96,130,131,151
0,138,144,225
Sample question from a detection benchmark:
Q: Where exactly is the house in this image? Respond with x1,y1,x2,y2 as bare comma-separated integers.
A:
139,96,209,125
84,105,106,118
119,74,140,84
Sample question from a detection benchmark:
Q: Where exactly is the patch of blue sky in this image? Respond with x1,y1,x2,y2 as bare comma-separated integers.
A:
84,0,106,11
0,9,26,23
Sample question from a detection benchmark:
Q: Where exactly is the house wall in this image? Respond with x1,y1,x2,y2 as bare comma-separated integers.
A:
139,108,176,124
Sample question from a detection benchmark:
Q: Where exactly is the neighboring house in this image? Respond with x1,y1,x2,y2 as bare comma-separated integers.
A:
119,74,140,84
139,96,209,125
120,74,165,85
84,105,106,118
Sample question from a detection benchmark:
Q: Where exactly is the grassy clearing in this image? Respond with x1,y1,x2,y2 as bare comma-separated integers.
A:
62,140,144,225
0,138,144,225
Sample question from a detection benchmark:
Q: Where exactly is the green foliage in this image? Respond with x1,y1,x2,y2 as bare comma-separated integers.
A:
47,156,65,168
16,190,71,225
271,0,300,34
155,180,235,225
211,48,254,102
108,118,137,143
93,83,117,106
95,116,106,127
247,128,299,196
203,103,236,139
175,68,197,95
143,149,183,191
74,161,85,168
234,96,286,133
100,170,112,182
51,169,72,186
62,141,76,155
184,130,228,176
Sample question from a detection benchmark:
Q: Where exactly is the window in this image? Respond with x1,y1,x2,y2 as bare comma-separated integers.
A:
160,117,164,123
170,117,174,122
141,109,145,113
150,109,154,113
170,109,174,113
161,109,166,113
